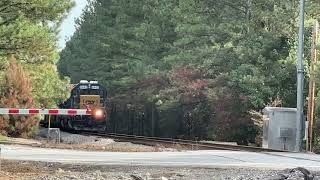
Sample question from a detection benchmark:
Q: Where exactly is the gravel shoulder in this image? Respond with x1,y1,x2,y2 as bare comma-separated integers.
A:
1,159,319,180
10,128,175,152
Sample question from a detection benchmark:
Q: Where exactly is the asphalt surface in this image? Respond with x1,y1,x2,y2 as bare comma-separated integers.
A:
1,145,320,170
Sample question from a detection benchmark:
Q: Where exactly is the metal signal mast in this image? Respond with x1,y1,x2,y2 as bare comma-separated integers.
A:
295,0,305,152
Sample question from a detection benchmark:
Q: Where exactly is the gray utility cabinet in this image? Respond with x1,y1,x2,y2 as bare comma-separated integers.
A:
262,107,298,151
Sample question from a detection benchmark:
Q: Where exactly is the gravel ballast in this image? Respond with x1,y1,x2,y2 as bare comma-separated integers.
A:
36,128,172,152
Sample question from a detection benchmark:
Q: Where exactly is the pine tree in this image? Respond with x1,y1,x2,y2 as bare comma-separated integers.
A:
59,0,177,94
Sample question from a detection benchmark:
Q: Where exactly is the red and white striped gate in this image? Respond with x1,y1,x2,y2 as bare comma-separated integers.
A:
0,108,91,116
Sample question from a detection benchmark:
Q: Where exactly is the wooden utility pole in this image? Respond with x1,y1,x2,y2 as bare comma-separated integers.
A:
307,21,319,152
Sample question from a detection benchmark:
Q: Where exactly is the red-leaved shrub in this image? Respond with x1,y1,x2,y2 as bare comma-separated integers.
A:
0,56,38,138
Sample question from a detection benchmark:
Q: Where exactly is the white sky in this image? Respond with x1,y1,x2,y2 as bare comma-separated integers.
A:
58,0,88,49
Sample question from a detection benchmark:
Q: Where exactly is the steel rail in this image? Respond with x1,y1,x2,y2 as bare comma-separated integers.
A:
80,132,288,152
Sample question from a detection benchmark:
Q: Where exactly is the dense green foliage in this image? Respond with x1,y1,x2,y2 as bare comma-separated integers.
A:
60,0,320,144
0,0,74,137
0,0,74,108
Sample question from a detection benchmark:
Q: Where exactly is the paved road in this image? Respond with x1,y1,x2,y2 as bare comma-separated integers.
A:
1,145,320,170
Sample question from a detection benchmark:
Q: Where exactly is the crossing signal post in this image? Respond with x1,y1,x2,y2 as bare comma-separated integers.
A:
47,115,51,142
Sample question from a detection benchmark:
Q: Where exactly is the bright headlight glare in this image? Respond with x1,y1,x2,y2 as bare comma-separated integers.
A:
94,109,103,117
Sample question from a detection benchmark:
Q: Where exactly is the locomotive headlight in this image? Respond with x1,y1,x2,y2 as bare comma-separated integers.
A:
93,108,105,120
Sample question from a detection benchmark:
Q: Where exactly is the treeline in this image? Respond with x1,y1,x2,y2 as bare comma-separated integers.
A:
59,0,320,144
0,0,74,137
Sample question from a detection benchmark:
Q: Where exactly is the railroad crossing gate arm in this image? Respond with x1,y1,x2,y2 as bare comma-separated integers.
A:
0,108,91,116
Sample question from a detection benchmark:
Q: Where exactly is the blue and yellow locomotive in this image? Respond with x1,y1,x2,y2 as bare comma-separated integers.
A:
43,80,108,132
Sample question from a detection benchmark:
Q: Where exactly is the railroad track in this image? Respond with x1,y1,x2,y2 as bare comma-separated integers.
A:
81,132,287,152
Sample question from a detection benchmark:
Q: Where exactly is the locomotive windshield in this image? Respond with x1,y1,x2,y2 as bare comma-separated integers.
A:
78,84,105,96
